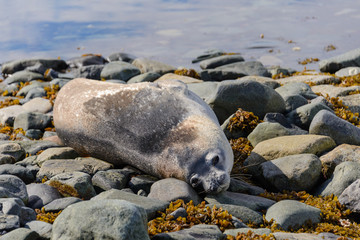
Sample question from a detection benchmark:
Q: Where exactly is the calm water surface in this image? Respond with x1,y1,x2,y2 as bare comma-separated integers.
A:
0,0,359,71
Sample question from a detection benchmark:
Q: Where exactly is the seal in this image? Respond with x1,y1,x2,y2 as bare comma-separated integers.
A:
53,78,233,193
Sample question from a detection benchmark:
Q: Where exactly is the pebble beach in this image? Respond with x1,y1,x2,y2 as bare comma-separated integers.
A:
0,48,360,240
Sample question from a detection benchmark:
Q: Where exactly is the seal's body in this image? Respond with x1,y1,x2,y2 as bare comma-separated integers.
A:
53,78,233,193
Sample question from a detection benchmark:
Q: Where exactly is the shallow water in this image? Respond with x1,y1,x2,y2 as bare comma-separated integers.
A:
0,0,359,71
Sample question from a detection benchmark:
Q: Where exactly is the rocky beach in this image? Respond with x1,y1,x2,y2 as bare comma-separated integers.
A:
0,48,360,239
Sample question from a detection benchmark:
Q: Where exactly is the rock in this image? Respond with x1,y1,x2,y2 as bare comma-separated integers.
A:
205,191,275,211
26,183,62,209
238,76,281,89
286,102,333,130
42,131,57,138
0,175,28,203
25,129,42,140
260,154,322,192
17,140,60,156
338,179,360,213
199,54,244,69
4,71,44,84
228,178,265,195
51,199,150,240
108,52,136,63
0,143,26,162
282,94,308,112
100,61,141,81
152,224,225,240
91,169,130,192
276,75,340,85
318,232,352,240
50,78,71,88
13,112,51,131
48,171,96,200
43,197,82,212
248,121,308,147
91,189,168,219
148,178,202,205
36,157,113,180
75,64,104,80
224,228,272,237
127,72,161,83
315,161,360,197
0,214,20,232
191,49,224,63
26,63,47,75
309,110,360,145
128,175,158,195
216,61,271,77
0,228,40,240
200,69,248,81
320,144,360,178
156,73,202,84
0,105,28,126
21,87,46,103
275,82,318,100
0,154,15,164
319,48,360,73
311,96,333,108
25,221,52,240
0,164,34,184
268,66,296,77
16,82,49,97
206,79,286,123
338,94,360,114
187,82,219,100
22,98,52,114
214,204,263,225
67,55,107,68
335,66,360,77
34,147,80,167
132,58,176,75
19,207,37,226
1,59,67,75
0,198,34,224
272,232,324,240
265,200,321,231
311,84,360,98
170,207,187,219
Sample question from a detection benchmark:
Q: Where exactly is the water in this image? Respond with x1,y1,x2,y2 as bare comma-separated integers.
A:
0,0,359,71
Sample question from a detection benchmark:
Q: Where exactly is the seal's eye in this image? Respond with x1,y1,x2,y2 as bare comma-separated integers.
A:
212,156,220,166
190,175,200,187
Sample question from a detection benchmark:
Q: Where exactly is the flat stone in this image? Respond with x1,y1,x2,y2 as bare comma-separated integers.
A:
199,54,244,69
26,183,62,209
4,71,44,84
1,59,67,75
148,178,202,205
275,82,318,99
224,228,272,237
34,147,80,167
309,110,360,145
22,98,53,114
13,112,52,131
51,199,150,240
127,72,161,83
338,94,360,114
156,73,202,84
239,76,281,89
205,191,275,211
0,175,28,203
272,232,324,240
0,227,39,240
319,48,360,73
0,105,28,126
152,224,225,240
311,84,360,98
100,61,141,81
132,58,176,75
265,200,321,231
91,189,169,220
43,197,82,212
0,164,34,184
338,179,360,213
216,61,271,77
191,49,224,63
276,75,340,85
91,169,130,192
25,220,52,240
335,66,360,77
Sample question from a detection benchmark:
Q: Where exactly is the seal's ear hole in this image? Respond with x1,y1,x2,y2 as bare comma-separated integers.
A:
212,156,220,166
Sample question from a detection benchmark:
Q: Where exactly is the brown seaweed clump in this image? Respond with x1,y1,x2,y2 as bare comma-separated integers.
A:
0,124,26,140
324,94,360,127
48,180,80,198
230,137,253,175
44,84,60,105
226,230,275,240
0,98,21,109
298,58,319,65
36,208,62,224
148,199,234,237
174,68,201,79
227,108,262,135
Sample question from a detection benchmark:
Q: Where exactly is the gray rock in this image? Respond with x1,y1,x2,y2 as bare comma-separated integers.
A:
191,49,224,63
0,154,15,164
132,58,176,75
148,178,202,205
34,147,80,167
105,79,126,84
152,224,225,240
36,157,113,180
228,178,265,195
91,169,130,192
26,183,62,209
67,55,107,68
127,72,161,83
213,204,263,225
239,75,281,89
318,232,352,240
260,154,322,192
17,140,60,156
22,98,52,114
0,164,34,184
311,84,360,98
128,175,158,195
0,214,20,232
309,110,360,145
335,66,360,77
0,198,24,215
282,94,308,112
170,207,187,219
4,71,44,84
205,191,275,211
265,200,321,231
0,227,39,240
275,82,318,100
100,61,140,81
0,143,26,162
43,197,82,212
187,82,219,100
319,47,360,73
48,171,96,200
16,82,49,97
286,102,333,130
2,83,19,95
25,220,52,240
50,78,71,88
42,131,57,138
25,129,43,140
51,199,150,240
338,93,360,114
1,59,67,75
200,69,246,81
310,96,333,109
199,54,244,69
272,232,323,240
19,207,37,226
91,189,168,219
206,79,286,123
276,74,340,85
216,61,271,77
224,228,272,237
14,112,51,131
26,63,47,75
22,87,46,103
0,105,28,126
315,161,360,197
75,64,104,80
0,175,28,203
108,52,136,63
338,179,360,213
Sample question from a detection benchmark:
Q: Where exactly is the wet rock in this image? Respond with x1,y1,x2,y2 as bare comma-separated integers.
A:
156,73,202,84
148,178,202,205
228,178,265,195
13,112,51,131
205,191,275,211
108,52,136,63
4,71,44,84
276,74,340,85
51,199,150,240
22,98,53,114
275,82,318,100
335,66,360,77
206,79,286,123
319,47,360,73
309,110,360,145
128,175,158,195
0,227,39,240
0,175,28,203
75,64,104,80
127,72,161,83
26,183,62,209
91,169,130,192
91,189,168,219
132,58,176,75
260,154,322,192
0,164,34,184
1,59,67,75
0,143,26,162
100,61,141,81
0,105,28,126
315,161,360,197
238,76,281,89
34,147,80,167
265,200,321,231
67,55,107,68
48,171,96,200
43,197,82,212
152,224,225,240
25,220,52,240
199,54,244,69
